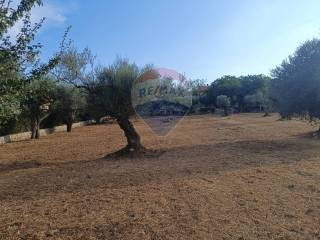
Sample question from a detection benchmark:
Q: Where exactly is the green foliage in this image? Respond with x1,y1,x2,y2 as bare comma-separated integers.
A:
86,90,107,123
24,76,57,117
55,45,147,120
54,45,95,86
186,78,207,105
187,79,206,94
244,91,272,115
54,85,87,124
216,95,231,116
244,92,264,107
203,74,271,112
208,76,241,105
0,0,42,36
0,77,23,126
239,75,269,96
0,0,61,134
238,75,270,111
54,45,103,122
216,95,231,108
270,37,320,121
25,76,57,138
93,58,140,118
56,48,148,149
215,76,241,95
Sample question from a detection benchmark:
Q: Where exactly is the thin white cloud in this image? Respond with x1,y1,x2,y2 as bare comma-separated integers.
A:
33,3,67,24
7,0,69,38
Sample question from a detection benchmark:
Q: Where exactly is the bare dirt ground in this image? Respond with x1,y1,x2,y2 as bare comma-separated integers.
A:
1,113,320,240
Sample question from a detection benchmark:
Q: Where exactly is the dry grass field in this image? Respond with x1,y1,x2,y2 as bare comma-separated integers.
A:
1,113,320,240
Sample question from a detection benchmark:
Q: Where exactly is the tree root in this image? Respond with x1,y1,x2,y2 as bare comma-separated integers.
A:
104,146,165,159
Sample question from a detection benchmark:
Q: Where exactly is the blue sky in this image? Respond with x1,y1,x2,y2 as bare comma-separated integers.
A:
32,0,320,82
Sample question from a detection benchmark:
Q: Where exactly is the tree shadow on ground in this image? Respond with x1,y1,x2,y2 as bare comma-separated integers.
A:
0,160,42,173
294,130,320,140
0,138,318,201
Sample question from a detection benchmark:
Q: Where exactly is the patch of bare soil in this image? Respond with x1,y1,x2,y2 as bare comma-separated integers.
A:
0,113,320,240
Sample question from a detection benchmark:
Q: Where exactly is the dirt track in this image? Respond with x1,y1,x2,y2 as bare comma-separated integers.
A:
0,114,320,240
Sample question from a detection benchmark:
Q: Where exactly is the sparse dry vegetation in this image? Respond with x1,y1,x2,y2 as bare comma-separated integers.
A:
1,113,320,240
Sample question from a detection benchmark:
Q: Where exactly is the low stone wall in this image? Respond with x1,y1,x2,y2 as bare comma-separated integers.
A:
0,120,94,145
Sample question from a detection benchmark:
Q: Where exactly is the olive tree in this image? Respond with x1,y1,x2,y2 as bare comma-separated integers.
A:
24,77,57,139
216,95,231,116
93,59,144,152
244,91,272,115
270,37,320,131
86,88,108,124
56,45,149,153
54,85,87,132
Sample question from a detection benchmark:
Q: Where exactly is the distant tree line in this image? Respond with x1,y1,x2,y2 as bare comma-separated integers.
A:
196,74,272,116
3,0,320,155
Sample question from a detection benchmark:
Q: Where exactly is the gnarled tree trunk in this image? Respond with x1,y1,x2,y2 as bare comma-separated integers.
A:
31,116,40,139
66,121,72,132
30,106,51,140
116,116,143,152
66,113,75,132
